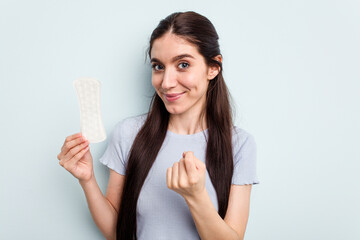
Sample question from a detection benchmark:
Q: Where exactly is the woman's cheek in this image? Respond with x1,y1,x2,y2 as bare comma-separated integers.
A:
151,77,160,88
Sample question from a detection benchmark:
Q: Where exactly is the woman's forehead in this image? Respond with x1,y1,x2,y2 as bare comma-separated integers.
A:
150,33,200,60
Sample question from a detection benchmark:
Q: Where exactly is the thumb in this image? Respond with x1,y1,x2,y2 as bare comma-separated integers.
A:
183,151,199,170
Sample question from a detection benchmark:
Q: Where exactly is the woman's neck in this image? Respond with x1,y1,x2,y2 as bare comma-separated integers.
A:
168,111,207,135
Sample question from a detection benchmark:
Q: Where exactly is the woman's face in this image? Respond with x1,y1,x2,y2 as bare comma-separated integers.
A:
150,33,219,117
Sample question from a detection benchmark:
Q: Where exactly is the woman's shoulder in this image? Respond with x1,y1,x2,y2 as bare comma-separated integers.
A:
231,125,256,152
113,113,148,138
117,113,148,127
232,125,254,138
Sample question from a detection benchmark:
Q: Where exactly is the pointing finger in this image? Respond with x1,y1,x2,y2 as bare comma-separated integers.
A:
166,167,172,189
63,132,82,146
172,162,179,188
184,152,198,174
179,158,188,183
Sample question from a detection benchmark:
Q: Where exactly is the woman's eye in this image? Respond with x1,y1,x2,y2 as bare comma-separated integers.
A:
152,64,164,71
178,62,189,69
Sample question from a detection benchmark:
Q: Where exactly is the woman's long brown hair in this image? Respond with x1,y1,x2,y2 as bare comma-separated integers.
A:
116,11,235,239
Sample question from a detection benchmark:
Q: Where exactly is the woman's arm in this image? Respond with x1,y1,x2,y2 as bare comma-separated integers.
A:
58,133,119,239
184,185,251,240
79,170,125,240
167,152,252,240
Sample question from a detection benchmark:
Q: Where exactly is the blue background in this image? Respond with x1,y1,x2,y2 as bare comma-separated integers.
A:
1,0,359,239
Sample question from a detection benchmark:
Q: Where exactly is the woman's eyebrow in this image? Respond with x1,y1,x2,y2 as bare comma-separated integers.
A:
151,54,195,63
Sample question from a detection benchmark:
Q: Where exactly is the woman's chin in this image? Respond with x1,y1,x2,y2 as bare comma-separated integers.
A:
165,106,184,115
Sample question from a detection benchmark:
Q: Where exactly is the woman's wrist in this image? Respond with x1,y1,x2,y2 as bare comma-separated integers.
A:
79,171,96,188
184,188,209,207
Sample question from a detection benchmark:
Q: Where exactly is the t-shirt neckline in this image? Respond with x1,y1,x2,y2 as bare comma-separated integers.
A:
167,128,209,138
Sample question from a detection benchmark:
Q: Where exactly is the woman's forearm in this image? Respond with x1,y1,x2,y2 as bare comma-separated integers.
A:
184,189,241,240
79,172,117,240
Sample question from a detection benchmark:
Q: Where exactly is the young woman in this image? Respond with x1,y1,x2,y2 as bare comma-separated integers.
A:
57,11,259,240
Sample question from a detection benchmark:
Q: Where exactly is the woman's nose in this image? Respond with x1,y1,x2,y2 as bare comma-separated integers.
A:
161,68,177,90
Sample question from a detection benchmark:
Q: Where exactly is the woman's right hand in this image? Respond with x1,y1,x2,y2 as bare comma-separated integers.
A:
57,133,93,183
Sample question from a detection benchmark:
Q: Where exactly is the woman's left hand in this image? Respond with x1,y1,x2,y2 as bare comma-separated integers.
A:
166,151,206,200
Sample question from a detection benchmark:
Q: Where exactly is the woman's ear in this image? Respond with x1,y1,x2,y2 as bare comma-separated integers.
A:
207,55,222,80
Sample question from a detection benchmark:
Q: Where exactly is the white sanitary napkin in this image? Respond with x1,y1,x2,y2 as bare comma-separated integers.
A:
73,77,106,143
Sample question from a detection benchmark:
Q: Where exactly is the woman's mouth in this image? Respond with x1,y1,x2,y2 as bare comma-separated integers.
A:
164,92,185,102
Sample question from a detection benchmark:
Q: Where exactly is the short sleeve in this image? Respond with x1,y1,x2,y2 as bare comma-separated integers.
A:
232,129,260,185
99,121,128,175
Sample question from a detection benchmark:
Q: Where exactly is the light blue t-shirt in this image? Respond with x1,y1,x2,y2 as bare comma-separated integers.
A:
99,113,259,239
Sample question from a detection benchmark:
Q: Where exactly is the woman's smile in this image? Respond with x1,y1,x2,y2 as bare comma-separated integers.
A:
163,92,186,102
